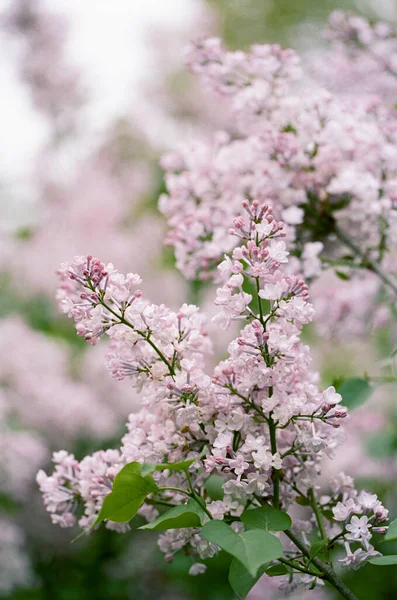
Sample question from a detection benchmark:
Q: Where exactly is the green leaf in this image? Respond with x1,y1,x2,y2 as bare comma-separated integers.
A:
139,500,206,531
321,509,334,522
95,464,158,524
385,518,397,542
113,462,146,482
337,377,374,411
266,564,290,577
153,457,198,472
370,555,397,566
366,431,395,459
296,496,310,507
335,270,350,281
241,506,292,532
228,559,268,599
140,464,156,476
309,539,328,563
204,475,225,501
201,521,283,577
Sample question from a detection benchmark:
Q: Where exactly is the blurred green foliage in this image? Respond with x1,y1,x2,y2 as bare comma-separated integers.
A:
7,527,234,600
206,0,378,49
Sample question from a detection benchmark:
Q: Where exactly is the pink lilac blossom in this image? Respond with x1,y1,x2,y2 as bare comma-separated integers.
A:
36,449,129,531
0,317,120,440
159,30,397,339
311,11,397,102
4,134,186,309
248,578,327,600
38,200,390,593
2,0,84,132
0,390,48,499
309,270,389,339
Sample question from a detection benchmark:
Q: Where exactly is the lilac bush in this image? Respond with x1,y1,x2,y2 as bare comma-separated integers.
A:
38,198,394,599
36,12,397,600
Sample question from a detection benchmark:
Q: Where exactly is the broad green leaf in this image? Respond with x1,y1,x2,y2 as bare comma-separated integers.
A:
201,521,283,577
309,539,328,563
113,462,145,483
241,506,292,532
337,377,374,411
204,475,225,500
139,500,206,531
228,559,268,599
266,564,289,577
385,519,397,542
370,555,397,566
95,465,158,525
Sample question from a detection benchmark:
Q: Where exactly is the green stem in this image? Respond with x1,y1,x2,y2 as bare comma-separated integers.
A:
158,486,191,496
252,275,280,508
99,299,176,375
185,471,195,496
278,556,322,577
328,531,345,548
309,489,328,543
159,486,213,520
268,409,280,508
285,530,360,600
255,277,265,324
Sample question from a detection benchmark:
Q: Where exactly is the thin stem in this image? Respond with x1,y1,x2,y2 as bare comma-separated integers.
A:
99,299,176,375
268,409,280,508
309,488,330,562
145,499,175,508
255,277,265,324
278,556,322,577
185,470,195,496
159,485,213,520
309,488,328,542
158,486,191,496
328,531,345,547
252,275,280,507
186,472,214,520
285,530,360,600
334,226,397,297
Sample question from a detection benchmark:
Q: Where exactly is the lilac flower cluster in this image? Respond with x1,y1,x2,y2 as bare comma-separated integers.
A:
319,11,397,100
331,479,388,569
160,23,397,339
38,200,390,597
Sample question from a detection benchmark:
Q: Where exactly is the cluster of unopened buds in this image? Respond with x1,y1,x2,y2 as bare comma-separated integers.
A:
57,256,143,344
37,197,394,600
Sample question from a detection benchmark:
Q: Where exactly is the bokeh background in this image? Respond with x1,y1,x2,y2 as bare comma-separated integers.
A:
1,1,397,599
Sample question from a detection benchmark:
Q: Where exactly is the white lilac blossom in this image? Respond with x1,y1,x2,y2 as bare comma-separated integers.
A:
37,200,391,599
159,28,397,338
